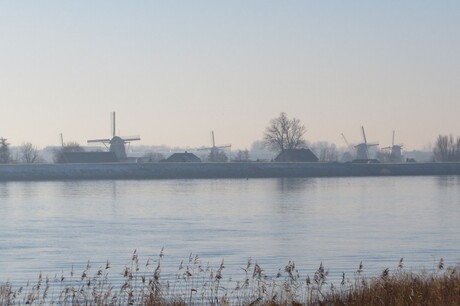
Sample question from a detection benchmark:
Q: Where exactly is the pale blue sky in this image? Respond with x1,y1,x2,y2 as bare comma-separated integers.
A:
1,1,459,150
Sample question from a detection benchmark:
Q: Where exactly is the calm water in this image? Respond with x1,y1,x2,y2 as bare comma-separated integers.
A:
1,176,459,284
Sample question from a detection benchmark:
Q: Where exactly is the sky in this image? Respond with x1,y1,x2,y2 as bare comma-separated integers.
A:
1,1,459,151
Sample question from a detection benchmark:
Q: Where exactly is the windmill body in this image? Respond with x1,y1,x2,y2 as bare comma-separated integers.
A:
340,133,354,162
382,131,404,163
353,126,378,161
389,146,403,162
197,131,231,162
87,112,140,161
355,143,371,160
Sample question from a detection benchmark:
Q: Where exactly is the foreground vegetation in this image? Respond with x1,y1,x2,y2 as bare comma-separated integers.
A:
1,251,459,305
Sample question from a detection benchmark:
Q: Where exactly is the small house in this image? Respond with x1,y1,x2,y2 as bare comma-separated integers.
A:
163,152,201,163
60,152,119,163
274,149,319,162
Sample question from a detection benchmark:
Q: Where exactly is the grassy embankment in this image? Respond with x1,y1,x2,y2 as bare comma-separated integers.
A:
1,251,459,305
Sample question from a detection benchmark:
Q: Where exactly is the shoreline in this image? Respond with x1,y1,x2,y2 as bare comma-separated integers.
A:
1,162,460,181
1,254,458,305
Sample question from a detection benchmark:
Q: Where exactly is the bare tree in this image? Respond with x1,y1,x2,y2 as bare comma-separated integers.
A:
19,142,40,163
376,149,391,163
54,142,85,163
318,144,338,162
0,138,10,164
235,149,250,162
434,135,449,161
143,152,165,162
263,112,307,151
250,140,265,151
207,148,228,162
433,135,460,162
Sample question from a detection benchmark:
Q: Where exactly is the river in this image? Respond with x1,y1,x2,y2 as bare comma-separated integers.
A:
1,176,459,285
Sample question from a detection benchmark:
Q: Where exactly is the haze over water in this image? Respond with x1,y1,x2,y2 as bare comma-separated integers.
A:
1,176,459,284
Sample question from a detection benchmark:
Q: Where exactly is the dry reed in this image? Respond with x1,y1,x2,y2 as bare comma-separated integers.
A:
1,253,459,305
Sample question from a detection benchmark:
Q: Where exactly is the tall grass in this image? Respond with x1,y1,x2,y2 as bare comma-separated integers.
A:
1,251,459,305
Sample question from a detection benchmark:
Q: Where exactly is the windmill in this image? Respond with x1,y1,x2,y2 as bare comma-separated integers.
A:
197,131,231,162
87,112,140,161
354,126,378,160
382,130,403,163
341,133,354,162
59,133,64,147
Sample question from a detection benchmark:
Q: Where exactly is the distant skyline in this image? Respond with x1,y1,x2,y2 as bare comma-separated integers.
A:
1,1,459,150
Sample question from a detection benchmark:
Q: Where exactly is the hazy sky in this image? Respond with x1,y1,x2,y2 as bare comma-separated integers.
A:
1,1,459,150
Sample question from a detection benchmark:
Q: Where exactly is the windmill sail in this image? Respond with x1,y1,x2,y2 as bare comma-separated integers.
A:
354,126,378,160
382,130,404,162
87,112,140,161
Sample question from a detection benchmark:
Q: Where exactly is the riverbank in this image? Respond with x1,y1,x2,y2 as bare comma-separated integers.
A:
1,162,460,181
1,254,458,305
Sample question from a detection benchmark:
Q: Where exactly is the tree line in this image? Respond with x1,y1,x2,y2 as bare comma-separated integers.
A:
0,139,42,164
263,113,460,163
0,113,459,163
433,135,460,162
0,140,84,164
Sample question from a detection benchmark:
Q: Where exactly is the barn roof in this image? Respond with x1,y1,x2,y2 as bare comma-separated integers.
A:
274,149,319,162
164,152,201,163
61,152,119,163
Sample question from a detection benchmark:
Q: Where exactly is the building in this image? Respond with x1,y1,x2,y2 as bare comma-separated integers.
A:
274,149,319,162
163,152,201,162
60,152,119,163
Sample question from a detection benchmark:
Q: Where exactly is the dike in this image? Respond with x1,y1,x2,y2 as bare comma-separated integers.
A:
1,162,460,181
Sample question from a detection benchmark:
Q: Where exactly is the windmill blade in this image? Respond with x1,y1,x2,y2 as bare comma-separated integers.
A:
211,131,215,147
381,146,391,150
197,147,213,151
392,130,395,147
341,133,352,149
111,112,116,137
121,135,141,142
87,138,111,143
361,126,368,144
367,143,379,147
341,133,349,147
216,144,232,149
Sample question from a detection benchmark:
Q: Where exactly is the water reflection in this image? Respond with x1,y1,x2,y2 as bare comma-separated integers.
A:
437,175,460,187
0,182,10,198
0,177,460,284
275,177,316,193
56,180,120,199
